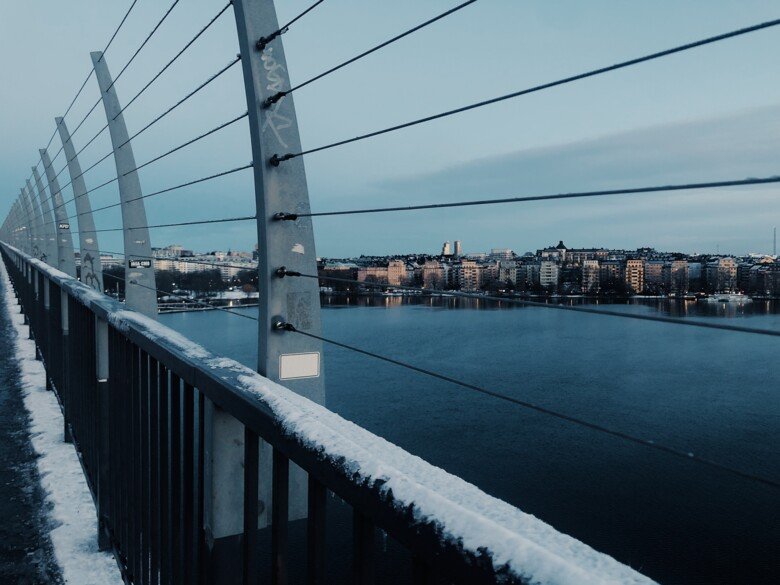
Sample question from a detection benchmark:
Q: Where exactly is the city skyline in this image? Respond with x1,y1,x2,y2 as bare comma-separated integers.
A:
151,229,779,262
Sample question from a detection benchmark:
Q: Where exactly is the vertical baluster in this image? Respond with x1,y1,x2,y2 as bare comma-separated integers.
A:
243,427,259,585
307,475,326,585
196,392,205,585
149,358,160,585
353,511,375,585
131,345,141,583
121,336,131,570
108,327,119,551
272,450,289,585
159,366,171,585
170,373,184,583
412,556,434,585
140,351,150,585
183,383,195,584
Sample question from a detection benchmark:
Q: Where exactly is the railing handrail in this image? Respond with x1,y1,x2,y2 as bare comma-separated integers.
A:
2,241,654,585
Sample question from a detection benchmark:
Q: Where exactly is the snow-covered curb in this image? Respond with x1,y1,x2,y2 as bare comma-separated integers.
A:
0,260,122,584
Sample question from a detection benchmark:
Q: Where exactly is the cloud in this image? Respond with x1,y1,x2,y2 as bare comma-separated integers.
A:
310,105,780,257
377,104,780,199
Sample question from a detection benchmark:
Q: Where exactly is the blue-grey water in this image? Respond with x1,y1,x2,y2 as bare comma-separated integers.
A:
160,298,780,584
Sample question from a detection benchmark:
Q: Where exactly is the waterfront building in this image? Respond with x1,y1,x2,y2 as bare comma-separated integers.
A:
455,260,482,291
737,262,753,292
319,262,358,291
442,241,452,256
498,260,518,286
539,260,560,290
454,240,463,257
567,248,609,265
644,260,665,294
356,259,407,286
387,260,406,286
706,257,737,292
666,260,689,295
519,262,540,288
599,260,622,283
539,241,567,263
582,259,600,293
624,259,645,294
422,260,447,289
687,262,703,292
490,248,513,261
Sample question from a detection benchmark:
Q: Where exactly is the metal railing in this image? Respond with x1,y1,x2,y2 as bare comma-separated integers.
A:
1,243,651,585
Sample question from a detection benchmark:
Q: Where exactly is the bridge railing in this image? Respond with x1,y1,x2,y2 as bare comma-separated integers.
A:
1,243,651,585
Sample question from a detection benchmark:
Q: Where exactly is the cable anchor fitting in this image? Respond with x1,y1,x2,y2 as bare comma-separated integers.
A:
272,212,298,221
272,319,296,332
255,27,289,52
274,266,301,279
262,91,287,108
269,153,294,167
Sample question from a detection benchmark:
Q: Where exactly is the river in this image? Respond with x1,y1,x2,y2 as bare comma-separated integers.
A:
160,297,780,584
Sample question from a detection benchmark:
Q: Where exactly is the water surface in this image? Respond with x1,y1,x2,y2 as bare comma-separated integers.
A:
161,297,780,584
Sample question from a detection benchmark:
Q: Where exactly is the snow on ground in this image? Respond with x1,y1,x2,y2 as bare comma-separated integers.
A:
0,261,122,584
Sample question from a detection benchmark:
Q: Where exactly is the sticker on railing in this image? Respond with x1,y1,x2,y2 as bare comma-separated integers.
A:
279,352,320,380
128,259,152,268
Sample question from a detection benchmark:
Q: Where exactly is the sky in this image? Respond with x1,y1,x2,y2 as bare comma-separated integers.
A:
1,0,779,258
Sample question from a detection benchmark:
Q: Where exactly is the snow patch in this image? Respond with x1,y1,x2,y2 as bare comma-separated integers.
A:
1,260,122,584
109,309,210,359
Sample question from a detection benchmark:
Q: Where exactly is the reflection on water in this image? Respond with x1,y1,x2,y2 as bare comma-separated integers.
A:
322,293,780,322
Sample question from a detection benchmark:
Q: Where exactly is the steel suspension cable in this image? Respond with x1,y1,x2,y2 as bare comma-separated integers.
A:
39,162,252,229
87,163,253,216
270,16,780,165
117,55,241,147
48,112,249,215
47,0,140,165
255,0,327,52
103,0,140,57
116,1,234,119
41,57,242,211
276,176,780,219
106,0,181,92
125,111,248,176
263,0,477,107
21,0,139,182
282,270,780,338
278,322,779,489
73,215,255,234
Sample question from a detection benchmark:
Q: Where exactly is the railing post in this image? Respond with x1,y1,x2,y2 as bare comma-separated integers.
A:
203,401,245,584
233,0,325,530
95,316,111,550
11,199,25,254
32,166,58,268
91,51,158,318
56,116,104,292
19,187,36,257
40,148,77,278
26,179,47,263
61,288,72,443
